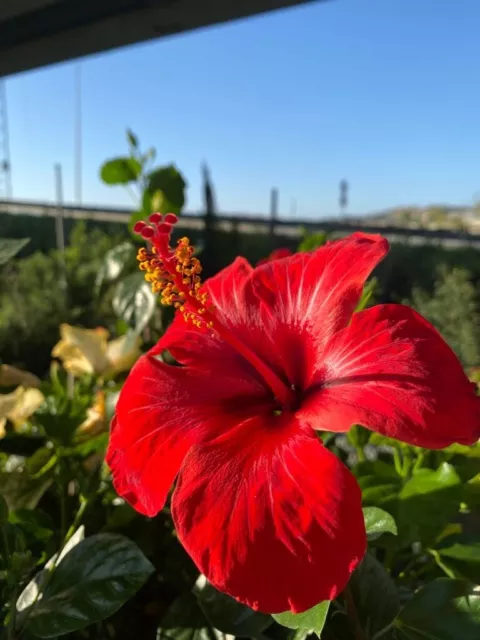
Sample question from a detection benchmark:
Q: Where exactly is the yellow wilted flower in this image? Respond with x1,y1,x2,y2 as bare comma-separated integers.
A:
77,390,107,438
0,364,40,389
0,386,45,437
52,324,141,377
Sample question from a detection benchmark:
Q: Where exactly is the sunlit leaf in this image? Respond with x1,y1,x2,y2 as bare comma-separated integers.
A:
100,157,141,185
363,507,397,541
398,463,462,546
435,544,480,582
146,165,186,214
16,526,86,620
355,277,377,312
273,601,329,637
18,532,154,638
0,237,30,265
113,272,156,334
95,242,136,295
297,231,327,252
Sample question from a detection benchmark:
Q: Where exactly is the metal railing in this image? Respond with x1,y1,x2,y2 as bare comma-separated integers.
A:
1,198,480,247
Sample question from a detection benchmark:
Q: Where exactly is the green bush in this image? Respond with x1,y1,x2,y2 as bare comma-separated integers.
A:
407,266,480,367
0,223,121,374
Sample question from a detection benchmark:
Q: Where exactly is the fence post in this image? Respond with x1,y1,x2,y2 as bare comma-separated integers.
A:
270,187,278,238
202,163,217,276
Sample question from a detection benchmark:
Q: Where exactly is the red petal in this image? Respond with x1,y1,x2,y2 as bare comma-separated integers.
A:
107,351,270,517
243,233,388,387
206,256,255,326
257,248,293,266
172,417,366,613
151,256,271,390
301,304,480,448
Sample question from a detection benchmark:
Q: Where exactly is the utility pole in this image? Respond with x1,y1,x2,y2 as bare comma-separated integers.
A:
54,164,67,294
0,80,12,198
270,187,279,237
339,179,349,216
74,63,82,204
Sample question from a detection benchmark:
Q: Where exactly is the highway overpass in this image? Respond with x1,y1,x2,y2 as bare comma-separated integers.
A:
0,0,328,77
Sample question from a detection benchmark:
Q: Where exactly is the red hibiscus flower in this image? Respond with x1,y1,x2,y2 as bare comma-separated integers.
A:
107,214,479,615
257,247,293,265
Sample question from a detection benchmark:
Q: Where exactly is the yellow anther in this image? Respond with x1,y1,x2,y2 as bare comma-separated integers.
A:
136,226,215,329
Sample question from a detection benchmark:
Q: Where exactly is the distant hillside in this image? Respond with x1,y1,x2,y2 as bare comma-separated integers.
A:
352,205,480,233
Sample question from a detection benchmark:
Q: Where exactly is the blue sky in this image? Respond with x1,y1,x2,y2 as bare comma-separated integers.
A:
5,0,480,217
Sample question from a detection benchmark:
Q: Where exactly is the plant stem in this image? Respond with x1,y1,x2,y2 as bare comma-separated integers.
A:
1,526,10,567
59,483,67,543
65,497,88,543
7,589,17,640
1,527,15,639
402,448,413,478
393,448,404,476
125,184,139,206
344,585,364,640
371,620,396,640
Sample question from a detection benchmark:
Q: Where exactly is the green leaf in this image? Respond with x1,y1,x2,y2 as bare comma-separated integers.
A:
17,526,86,621
9,509,54,542
157,592,218,640
464,473,480,507
349,552,400,637
436,544,480,582
0,237,30,265
26,447,56,476
100,157,142,185
127,129,139,149
298,231,327,252
347,424,371,449
19,532,154,638
363,507,397,541
355,461,402,509
396,579,480,640
35,391,90,446
398,463,462,545
198,580,272,637
112,272,156,334
0,493,8,524
273,601,329,637
95,242,136,295
355,277,377,312
146,165,186,214
443,442,480,458
0,468,53,511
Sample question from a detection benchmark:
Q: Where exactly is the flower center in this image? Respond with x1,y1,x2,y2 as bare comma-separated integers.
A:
134,214,297,410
